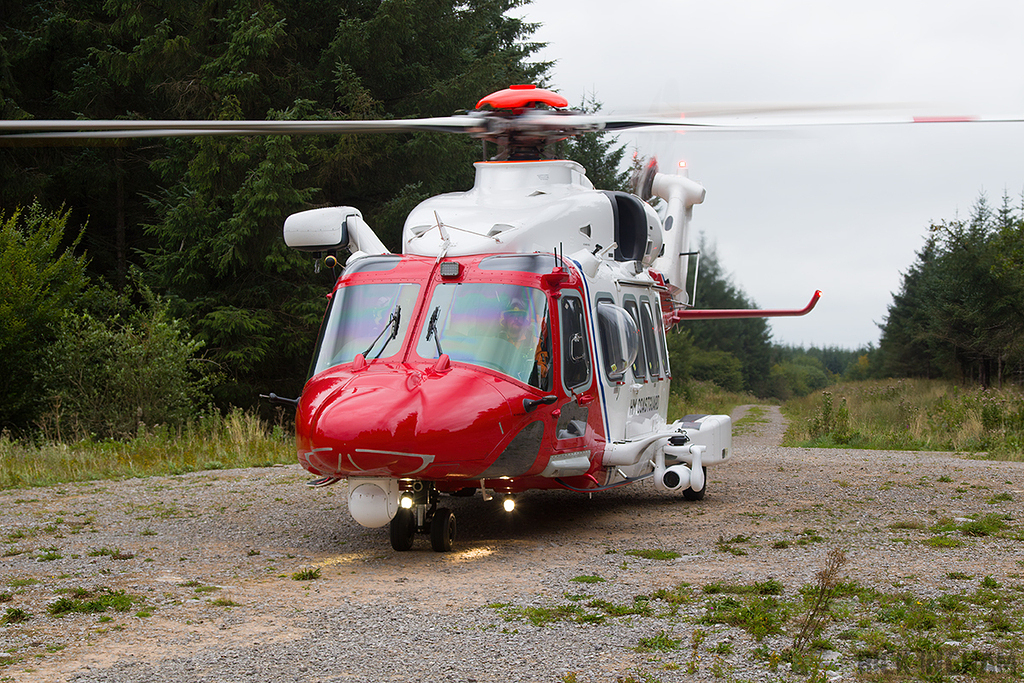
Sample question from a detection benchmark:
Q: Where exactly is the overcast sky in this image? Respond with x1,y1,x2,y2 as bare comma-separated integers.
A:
514,0,1024,349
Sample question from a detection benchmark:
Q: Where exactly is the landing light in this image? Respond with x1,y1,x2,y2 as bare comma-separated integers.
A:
400,495,414,509
502,496,516,513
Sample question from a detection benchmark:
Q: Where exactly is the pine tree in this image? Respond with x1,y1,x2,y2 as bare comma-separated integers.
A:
877,239,947,378
560,94,630,191
0,204,90,431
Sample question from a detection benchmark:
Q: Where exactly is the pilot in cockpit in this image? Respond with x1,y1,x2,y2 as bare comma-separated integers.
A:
499,296,532,347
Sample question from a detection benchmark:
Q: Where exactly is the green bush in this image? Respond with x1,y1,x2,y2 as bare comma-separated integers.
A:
35,292,213,440
666,327,694,385
689,348,745,393
768,358,832,400
808,392,853,444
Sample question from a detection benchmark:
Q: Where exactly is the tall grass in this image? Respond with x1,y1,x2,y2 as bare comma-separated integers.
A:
783,378,1024,460
0,410,294,489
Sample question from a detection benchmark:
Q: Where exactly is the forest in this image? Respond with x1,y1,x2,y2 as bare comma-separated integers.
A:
1,0,546,437
2,0,1022,442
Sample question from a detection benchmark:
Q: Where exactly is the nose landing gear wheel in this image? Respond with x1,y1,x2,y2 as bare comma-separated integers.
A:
430,508,456,552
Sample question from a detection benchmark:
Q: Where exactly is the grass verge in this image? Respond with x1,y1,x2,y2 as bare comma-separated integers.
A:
0,409,293,489
783,378,1024,459
668,380,763,421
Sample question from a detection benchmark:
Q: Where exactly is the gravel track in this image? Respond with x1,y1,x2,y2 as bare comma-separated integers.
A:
0,405,1021,682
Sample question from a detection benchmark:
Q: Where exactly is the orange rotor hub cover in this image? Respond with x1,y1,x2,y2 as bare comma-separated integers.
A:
476,84,568,110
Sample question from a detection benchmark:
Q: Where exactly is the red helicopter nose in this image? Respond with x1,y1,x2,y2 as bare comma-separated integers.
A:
298,364,526,480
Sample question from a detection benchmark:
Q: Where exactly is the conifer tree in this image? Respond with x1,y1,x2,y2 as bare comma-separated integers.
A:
0,204,90,431
561,95,630,191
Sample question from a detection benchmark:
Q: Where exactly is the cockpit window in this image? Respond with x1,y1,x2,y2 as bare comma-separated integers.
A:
560,293,592,391
417,283,551,389
311,282,420,375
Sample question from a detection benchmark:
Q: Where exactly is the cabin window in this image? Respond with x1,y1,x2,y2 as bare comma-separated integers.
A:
596,301,639,383
311,282,421,375
654,300,671,377
639,299,662,379
623,297,647,381
559,293,591,391
416,283,551,389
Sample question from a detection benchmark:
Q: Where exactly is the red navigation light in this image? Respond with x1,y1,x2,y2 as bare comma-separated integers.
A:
912,115,979,123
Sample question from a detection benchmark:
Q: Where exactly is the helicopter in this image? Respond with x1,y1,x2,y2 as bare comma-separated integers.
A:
274,87,829,552
1,85,829,551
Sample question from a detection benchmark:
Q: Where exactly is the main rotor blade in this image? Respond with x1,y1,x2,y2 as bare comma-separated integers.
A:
475,108,1024,136
594,112,1024,132
0,116,482,144
4,107,1023,147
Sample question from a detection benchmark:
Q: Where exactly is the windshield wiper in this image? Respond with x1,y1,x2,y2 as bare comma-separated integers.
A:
362,305,401,360
425,306,443,356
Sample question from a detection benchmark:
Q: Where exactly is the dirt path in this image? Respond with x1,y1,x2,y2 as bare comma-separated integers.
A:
0,405,1021,681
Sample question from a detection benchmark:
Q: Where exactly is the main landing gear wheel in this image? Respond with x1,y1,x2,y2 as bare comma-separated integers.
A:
430,508,456,552
682,466,708,501
389,507,416,551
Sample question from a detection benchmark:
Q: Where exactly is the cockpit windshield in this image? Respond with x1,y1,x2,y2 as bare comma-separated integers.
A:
417,283,551,390
311,282,420,375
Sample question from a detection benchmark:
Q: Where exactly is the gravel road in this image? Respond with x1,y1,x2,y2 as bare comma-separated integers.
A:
0,406,1021,682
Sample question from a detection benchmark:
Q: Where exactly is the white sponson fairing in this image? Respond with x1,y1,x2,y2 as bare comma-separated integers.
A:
603,414,732,492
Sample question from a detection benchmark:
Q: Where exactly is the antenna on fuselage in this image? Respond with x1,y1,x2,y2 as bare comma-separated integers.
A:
434,211,451,261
